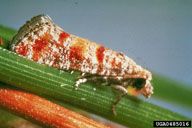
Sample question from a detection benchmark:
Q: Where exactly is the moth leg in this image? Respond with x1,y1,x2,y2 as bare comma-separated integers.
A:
81,72,85,76
111,85,128,115
70,70,74,74
75,78,87,90
77,72,88,79
75,75,108,90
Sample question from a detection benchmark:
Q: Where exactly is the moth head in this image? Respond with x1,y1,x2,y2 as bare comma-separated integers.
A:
135,68,153,98
140,79,153,98
126,78,153,98
124,67,153,98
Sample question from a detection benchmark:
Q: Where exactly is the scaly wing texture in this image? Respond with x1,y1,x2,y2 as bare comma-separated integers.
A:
11,15,151,81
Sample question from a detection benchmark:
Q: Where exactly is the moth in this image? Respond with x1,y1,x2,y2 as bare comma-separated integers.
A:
11,15,153,115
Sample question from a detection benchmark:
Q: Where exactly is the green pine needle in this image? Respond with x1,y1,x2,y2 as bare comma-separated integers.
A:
0,25,191,128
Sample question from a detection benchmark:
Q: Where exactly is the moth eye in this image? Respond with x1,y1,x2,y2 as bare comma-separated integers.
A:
132,79,146,90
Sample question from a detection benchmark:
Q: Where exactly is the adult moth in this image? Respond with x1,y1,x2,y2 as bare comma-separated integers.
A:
11,15,153,115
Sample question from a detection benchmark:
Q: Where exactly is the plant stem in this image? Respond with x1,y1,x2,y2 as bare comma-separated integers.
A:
0,47,190,128
0,25,191,128
0,87,110,128
0,25,17,49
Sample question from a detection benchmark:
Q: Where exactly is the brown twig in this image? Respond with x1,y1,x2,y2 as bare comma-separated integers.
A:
0,88,110,128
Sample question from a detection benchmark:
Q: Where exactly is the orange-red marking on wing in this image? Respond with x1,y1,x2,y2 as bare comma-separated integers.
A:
32,30,52,61
111,58,116,68
16,43,28,56
59,31,69,43
69,38,87,61
96,46,105,65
